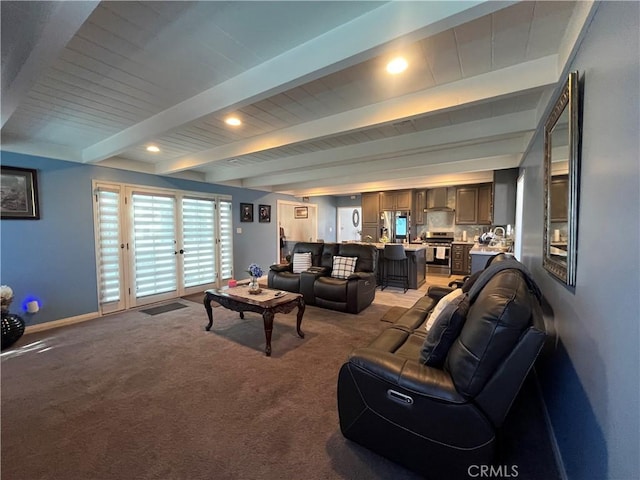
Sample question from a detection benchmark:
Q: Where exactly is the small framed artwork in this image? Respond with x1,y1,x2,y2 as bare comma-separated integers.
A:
294,206,308,219
240,203,253,222
1,166,40,219
259,204,271,223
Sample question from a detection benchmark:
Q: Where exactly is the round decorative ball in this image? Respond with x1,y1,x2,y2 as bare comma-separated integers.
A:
1,311,25,350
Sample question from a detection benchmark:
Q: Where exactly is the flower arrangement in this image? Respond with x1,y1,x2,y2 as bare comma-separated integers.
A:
246,263,263,278
1,285,14,312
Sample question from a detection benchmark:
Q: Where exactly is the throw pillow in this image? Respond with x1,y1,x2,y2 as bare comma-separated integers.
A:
425,288,463,332
292,252,312,273
331,256,357,279
420,293,470,368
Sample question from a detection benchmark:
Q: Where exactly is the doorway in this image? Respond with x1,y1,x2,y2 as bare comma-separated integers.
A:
337,207,361,243
93,181,233,314
276,200,318,262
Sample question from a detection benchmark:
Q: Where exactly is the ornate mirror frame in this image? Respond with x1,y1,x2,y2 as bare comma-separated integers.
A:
543,71,581,286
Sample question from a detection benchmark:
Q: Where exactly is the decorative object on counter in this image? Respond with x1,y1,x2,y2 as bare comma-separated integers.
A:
462,230,467,242
228,279,237,288
543,70,581,286
246,263,263,294
1,285,25,350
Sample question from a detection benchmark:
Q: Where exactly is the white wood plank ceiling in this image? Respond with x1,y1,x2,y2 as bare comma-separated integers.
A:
1,1,596,196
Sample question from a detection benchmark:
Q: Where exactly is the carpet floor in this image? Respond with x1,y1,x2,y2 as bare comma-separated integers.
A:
1,293,560,480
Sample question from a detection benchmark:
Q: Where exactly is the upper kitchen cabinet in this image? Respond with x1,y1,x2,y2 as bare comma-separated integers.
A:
362,192,380,223
493,168,518,226
456,184,493,225
414,190,426,224
361,192,380,241
380,190,412,211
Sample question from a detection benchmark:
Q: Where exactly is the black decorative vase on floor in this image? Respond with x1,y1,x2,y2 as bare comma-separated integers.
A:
1,311,25,350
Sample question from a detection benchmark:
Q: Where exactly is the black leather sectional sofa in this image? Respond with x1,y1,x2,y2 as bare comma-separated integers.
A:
268,242,378,314
337,255,547,478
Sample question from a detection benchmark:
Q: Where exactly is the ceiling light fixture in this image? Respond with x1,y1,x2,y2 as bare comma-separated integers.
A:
225,117,242,126
146,145,160,153
386,57,408,74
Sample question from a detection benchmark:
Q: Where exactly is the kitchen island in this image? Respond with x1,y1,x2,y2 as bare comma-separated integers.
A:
469,244,513,274
367,243,426,290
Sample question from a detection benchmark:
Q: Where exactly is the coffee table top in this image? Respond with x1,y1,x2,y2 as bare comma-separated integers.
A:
205,286,300,308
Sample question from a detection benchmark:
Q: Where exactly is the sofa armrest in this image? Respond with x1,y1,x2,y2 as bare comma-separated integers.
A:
347,271,376,281
270,263,292,273
426,285,454,301
348,348,465,404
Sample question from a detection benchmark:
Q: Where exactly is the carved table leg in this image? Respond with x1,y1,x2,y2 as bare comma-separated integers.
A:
262,310,274,356
296,297,305,339
204,293,214,331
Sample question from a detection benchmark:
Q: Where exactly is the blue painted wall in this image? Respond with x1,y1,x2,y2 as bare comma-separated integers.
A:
519,3,639,479
0,152,334,325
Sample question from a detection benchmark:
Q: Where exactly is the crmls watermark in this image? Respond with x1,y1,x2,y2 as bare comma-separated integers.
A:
467,464,519,478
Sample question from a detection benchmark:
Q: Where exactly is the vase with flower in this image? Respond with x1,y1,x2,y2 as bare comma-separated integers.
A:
1,285,25,350
246,263,263,294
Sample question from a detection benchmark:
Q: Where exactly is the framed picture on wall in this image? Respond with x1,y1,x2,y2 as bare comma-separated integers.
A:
1,166,40,219
294,206,308,219
259,204,271,223
240,203,253,222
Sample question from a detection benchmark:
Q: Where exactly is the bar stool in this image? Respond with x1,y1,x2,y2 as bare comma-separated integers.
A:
381,244,408,293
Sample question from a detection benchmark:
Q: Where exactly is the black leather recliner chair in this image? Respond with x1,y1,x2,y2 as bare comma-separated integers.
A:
337,256,546,478
268,242,378,314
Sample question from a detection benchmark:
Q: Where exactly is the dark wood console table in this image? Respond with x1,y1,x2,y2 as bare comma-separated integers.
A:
203,287,305,356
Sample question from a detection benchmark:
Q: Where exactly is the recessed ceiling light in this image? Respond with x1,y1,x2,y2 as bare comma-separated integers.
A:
225,117,242,126
386,57,408,74
146,145,160,153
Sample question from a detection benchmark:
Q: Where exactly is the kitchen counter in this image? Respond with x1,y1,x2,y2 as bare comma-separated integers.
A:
470,244,511,255
452,240,475,245
469,244,513,274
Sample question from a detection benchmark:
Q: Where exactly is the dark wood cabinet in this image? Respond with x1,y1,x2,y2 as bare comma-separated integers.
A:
361,192,380,241
455,183,492,225
477,183,493,225
380,189,412,211
451,243,472,275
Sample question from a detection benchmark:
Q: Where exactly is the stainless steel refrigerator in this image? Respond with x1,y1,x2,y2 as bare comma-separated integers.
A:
381,211,410,242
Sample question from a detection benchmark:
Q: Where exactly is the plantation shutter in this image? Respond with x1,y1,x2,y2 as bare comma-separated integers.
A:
96,187,123,307
182,197,216,287
219,199,233,280
131,193,177,298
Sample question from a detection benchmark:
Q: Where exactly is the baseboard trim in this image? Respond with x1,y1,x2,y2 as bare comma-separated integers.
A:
532,369,568,480
24,312,101,334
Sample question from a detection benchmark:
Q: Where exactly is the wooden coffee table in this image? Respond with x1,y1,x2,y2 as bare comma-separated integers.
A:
203,287,305,356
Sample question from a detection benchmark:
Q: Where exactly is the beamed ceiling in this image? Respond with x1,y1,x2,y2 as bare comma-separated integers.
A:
1,1,597,197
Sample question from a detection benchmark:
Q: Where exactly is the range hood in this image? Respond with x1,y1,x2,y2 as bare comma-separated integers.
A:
424,187,454,212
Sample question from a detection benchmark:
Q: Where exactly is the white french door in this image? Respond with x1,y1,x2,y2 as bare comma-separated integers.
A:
93,182,233,313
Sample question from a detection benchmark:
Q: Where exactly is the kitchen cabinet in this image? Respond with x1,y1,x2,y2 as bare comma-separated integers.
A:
380,189,412,211
455,183,493,225
414,190,426,224
550,175,568,222
451,243,472,275
361,192,380,241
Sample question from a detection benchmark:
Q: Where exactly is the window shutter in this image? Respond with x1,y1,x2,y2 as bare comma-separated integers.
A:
96,188,122,304
219,200,233,280
182,197,216,287
132,193,177,298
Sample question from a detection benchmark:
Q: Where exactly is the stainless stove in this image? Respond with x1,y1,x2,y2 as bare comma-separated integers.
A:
424,232,453,275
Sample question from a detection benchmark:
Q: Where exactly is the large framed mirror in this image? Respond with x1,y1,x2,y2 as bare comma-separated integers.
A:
543,71,580,286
